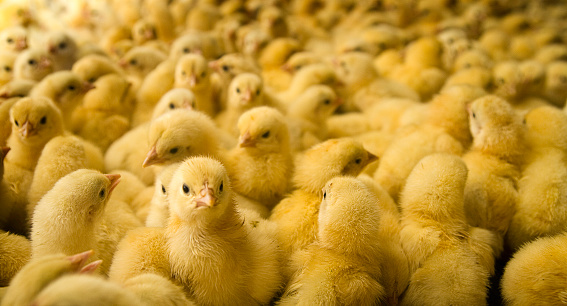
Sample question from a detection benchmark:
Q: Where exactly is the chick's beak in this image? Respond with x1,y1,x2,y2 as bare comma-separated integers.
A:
195,185,215,208
242,89,252,102
281,63,292,72
15,38,27,50
67,250,94,270
104,173,121,195
38,57,52,69
142,145,163,167
82,81,96,93
20,121,33,138
333,97,344,106
239,131,256,147
182,99,194,110
366,151,379,164
188,74,197,87
208,61,219,71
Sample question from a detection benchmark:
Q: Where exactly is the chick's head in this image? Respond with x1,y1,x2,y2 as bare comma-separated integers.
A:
293,138,378,194
288,85,341,124
72,54,122,83
237,106,289,153
152,88,196,120
46,31,77,58
132,19,157,44
119,46,166,77
0,26,28,52
169,157,232,223
10,97,64,146
14,48,53,81
228,73,264,110
0,51,17,84
36,71,94,109
318,176,381,255
174,54,209,90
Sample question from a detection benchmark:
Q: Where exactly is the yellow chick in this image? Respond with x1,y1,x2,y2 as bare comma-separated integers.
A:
145,163,180,227
29,70,94,129
119,46,167,81
0,98,19,146
506,106,567,251
71,54,123,84
0,146,12,224
270,138,377,270
108,170,149,222
544,60,567,107
133,59,176,126
399,153,498,306
45,31,78,71
0,230,31,287
13,48,53,82
151,88,196,121
534,44,567,65
30,170,121,272
491,61,522,102
501,232,567,305
131,19,158,46
278,63,338,103
0,26,27,53
225,106,293,210
1,250,101,306
0,51,17,87
144,0,177,43
0,1,35,30
280,51,321,75
463,95,525,251
173,53,217,117
278,176,385,305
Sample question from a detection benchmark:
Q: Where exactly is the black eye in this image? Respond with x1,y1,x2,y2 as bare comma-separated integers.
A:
323,191,326,199
169,103,175,109
88,77,95,83
161,185,166,194
201,72,206,77
182,183,189,194
14,120,19,126
59,42,67,49
222,65,229,71
28,59,36,65
219,181,223,192
472,112,476,118
323,99,330,105
181,70,186,76
4,66,11,72
499,78,505,84
99,189,105,198
6,38,13,43
169,147,178,154
256,89,260,95
295,65,301,70
130,59,137,65
236,88,240,93
68,85,75,91
183,47,189,53
355,158,362,164
262,131,270,138
40,116,46,124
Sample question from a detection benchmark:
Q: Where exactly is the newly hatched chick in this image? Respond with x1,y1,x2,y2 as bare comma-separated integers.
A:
270,138,377,270
278,63,338,102
0,26,27,53
544,61,567,107
13,48,53,82
145,163,180,227
1,250,100,306
501,232,567,306
45,31,78,71
399,154,498,306
0,230,31,287
30,170,120,274
29,70,94,129
165,157,282,305
151,88,196,121
71,54,123,84
0,51,17,86
225,107,293,210
278,177,385,305
463,95,525,251
174,53,217,117
119,46,167,81
506,107,567,250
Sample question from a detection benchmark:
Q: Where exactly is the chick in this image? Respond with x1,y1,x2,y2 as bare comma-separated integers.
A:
29,70,94,129
165,157,282,305
0,51,17,87
1,250,100,306
544,61,567,107
13,48,53,82
491,61,522,102
0,1,34,30
119,46,167,81
145,163,180,227
0,231,31,287
71,54,123,84
151,88,196,121
399,154,498,306
0,26,27,53
225,107,293,210
506,107,567,250
173,53,217,117
133,59,176,126
45,31,78,71
280,51,321,75
501,233,567,305
463,95,525,251
0,98,19,146
278,177,385,305
278,63,338,102
270,138,377,270
30,170,121,274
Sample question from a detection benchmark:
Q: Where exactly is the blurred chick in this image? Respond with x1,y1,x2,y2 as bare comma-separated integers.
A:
71,54,123,84
399,154,498,305
0,230,31,287
45,31,79,71
0,26,28,53
544,60,567,107
463,95,526,251
278,177,385,305
151,88,196,121
506,107,567,250
173,53,217,117
145,163,180,228
13,48,53,82
0,51,18,86
225,106,293,210
119,46,167,84
270,138,377,272
278,63,338,103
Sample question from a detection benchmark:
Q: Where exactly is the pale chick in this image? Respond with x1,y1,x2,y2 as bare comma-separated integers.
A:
0,26,28,53
0,51,17,87
544,60,567,108
501,232,567,306
506,106,567,251
258,38,301,91
463,95,526,250
29,70,94,129
331,51,379,110
0,230,31,287
32,273,194,306
132,59,175,126
173,53,218,117
45,31,79,71
278,176,385,305
399,154,498,306
30,169,125,275
215,72,281,136
278,63,338,103
145,163,180,227
491,60,522,102
119,46,167,82
225,106,293,210
1,250,101,306
71,54,124,84
286,85,342,151
280,51,322,75
151,88,196,121
13,48,53,82
269,138,377,276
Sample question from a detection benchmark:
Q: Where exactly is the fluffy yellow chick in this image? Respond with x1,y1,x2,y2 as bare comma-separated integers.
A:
119,46,167,80
133,59,176,126
45,31,78,71
278,177,385,305
173,53,217,117
501,233,567,305
30,170,121,271
0,1,35,30
145,163,180,227
107,170,148,222
0,230,31,287
399,154,498,306
1,250,101,306
29,70,94,129
71,54,123,84
491,61,522,102
0,51,17,87
151,88,196,121
131,19,157,46
13,48,53,82
0,26,27,53
225,106,293,209
270,138,377,269
278,63,338,102
280,51,321,75
506,106,567,250
463,95,525,251
544,60,567,107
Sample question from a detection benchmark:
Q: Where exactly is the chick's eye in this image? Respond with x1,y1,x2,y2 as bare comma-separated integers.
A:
40,116,46,124
323,99,330,105
472,112,476,118
6,38,13,43
236,88,240,93
14,120,19,126
169,103,175,109
262,131,270,138
130,59,137,65
222,65,229,71
355,158,362,164
59,42,67,49
4,66,11,72
161,185,166,194
28,59,36,65
323,191,326,199
88,77,95,83
99,189,105,198
182,183,189,194
68,85,75,91
183,47,189,53
219,181,223,192
201,72,206,77
169,147,178,154
256,89,260,95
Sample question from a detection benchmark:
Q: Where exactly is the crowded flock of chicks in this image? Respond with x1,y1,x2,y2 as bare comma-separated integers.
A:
0,0,567,304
